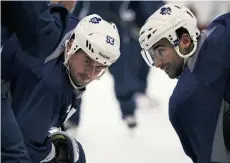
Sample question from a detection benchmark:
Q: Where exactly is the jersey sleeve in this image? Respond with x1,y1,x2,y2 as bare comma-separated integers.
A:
1,1,69,58
13,88,61,162
1,35,22,82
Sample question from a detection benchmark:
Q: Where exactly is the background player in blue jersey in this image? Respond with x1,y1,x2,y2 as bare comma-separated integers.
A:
139,3,230,163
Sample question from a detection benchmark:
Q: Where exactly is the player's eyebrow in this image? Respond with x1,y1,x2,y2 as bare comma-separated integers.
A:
86,55,107,68
85,55,94,62
153,44,164,50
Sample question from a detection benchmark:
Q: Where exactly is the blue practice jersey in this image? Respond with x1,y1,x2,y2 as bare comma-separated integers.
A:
169,13,230,163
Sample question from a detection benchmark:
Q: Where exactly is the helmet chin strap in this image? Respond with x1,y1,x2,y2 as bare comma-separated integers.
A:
63,44,86,90
64,63,86,90
66,65,108,90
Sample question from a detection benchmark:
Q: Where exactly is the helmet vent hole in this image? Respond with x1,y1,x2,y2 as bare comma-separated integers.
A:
175,5,181,9
140,31,145,35
148,28,152,31
147,34,151,39
152,29,157,34
187,11,194,18
86,40,89,48
96,57,98,60
91,49,94,53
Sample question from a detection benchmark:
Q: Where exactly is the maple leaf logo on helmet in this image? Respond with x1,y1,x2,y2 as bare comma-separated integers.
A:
89,17,102,24
160,7,172,15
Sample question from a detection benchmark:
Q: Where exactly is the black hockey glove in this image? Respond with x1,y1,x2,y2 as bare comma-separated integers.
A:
50,131,86,163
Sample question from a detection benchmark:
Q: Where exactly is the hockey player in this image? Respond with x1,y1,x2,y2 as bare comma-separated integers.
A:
139,3,230,163
2,1,121,163
65,1,165,131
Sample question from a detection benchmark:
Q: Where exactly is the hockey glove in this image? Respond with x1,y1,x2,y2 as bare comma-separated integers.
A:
50,131,86,163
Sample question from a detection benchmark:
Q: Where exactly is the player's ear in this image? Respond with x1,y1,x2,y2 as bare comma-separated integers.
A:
180,33,191,49
179,33,192,55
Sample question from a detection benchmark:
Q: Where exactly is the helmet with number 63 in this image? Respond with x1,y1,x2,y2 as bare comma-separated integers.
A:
65,14,121,66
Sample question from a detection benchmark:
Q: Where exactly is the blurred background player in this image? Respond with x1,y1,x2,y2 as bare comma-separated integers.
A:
139,3,230,163
64,1,165,132
2,1,120,162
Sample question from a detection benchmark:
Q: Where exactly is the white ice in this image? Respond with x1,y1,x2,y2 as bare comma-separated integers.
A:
73,68,193,163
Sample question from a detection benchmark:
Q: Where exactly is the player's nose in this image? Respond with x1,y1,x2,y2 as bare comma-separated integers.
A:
85,68,97,79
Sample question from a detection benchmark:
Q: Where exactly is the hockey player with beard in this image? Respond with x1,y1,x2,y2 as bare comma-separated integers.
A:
139,3,230,163
2,1,121,163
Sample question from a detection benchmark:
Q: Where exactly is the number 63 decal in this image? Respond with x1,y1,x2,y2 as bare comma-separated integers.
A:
106,35,115,45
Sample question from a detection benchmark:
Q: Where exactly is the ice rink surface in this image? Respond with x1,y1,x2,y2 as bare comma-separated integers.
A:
73,68,192,163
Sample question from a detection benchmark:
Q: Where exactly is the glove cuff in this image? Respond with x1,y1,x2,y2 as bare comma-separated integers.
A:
50,131,80,162
40,143,56,162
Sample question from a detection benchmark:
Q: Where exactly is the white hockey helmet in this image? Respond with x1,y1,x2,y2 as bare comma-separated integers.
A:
139,3,200,66
64,14,120,89
65,14,121,66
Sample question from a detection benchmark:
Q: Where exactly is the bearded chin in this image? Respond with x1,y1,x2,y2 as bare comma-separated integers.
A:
174,65,184,79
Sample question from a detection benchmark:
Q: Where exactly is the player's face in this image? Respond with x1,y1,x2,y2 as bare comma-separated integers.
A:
149,38,184,79
68,50,108,86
